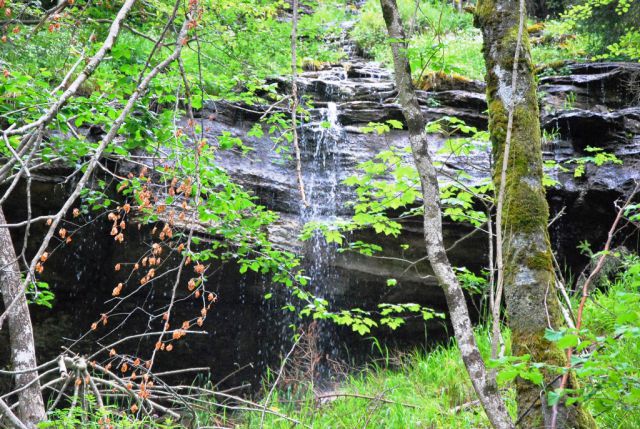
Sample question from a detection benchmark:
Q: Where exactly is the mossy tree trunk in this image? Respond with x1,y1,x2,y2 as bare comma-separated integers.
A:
380,1,514,427
475,0,596,427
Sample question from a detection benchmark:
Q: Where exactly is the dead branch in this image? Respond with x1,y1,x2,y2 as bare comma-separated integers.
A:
0,397,27,429
259,333,302,428
0,16,192,330
315,392,417,408
290,0,308,207
490,0,526,365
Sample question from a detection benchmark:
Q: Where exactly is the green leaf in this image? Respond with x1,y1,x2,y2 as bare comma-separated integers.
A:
386,119,403,129
544,328,565,342
556,334,580,349
547,390,564,406
496,367,519,383
520,369,544,385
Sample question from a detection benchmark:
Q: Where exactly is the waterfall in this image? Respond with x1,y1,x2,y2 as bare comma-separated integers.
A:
301,100,343,288
299,101,346,381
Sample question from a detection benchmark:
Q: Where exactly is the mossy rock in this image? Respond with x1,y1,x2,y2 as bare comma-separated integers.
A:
414,71,473,91
534,59,570,75
302,58,332,72
527,22,545,34
76,79,101,97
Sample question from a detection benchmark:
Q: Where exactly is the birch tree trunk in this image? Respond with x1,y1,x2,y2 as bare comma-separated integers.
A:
379,1,513,427
474,0,596,427
0,207,45,428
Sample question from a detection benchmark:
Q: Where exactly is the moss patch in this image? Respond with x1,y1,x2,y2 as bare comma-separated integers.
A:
527,22,546,34
526,250,553,271
301,58,332,71
414,70,472,91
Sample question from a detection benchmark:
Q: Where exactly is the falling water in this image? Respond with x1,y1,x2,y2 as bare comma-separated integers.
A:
301,101,343,291
299,101,346,381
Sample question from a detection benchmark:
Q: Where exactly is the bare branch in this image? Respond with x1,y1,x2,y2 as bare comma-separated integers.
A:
290,0,308,207
0,16,192,330
0,397,28,429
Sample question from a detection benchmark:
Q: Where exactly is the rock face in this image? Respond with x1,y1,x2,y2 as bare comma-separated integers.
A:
539,62,640,268
2,60,639,390
209,59,640,289
188,58,639,376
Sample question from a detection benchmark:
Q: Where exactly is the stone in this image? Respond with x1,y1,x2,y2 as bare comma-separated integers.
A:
2,60,638,389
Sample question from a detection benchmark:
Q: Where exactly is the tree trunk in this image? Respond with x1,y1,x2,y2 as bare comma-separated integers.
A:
474,1,596,427
379,1,513,428
0,208,45,428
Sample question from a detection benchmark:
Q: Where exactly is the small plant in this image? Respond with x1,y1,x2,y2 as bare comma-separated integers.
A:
39,403,179,428
542,146,622,181
542,126,561,145
567,146,623,178
360,119,404,134
26,281,55,309
563,91,577,110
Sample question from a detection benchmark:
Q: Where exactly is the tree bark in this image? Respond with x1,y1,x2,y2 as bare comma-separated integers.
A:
0,208,45,428
379,1,513,428
474,0,596,427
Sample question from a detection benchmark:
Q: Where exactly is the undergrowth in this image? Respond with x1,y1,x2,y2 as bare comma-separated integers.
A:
351,0,592,80
0,0,349,101
37,255,640,428
579,254,640,428
233,329,517,428
232,255,640,429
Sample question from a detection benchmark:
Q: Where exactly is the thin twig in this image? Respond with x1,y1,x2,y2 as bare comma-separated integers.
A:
550,182,639,428
290,0,308,207
315,392,417,408
490,0,526,365
259,334,302,428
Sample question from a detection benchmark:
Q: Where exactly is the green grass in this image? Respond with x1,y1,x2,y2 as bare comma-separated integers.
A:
232,330,517,429
231,255,640,429
423,32,485,80
351,0,594,81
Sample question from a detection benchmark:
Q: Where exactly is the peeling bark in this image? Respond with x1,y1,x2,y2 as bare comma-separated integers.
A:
474,0,596,427
0,207,45,428
379,1,513,428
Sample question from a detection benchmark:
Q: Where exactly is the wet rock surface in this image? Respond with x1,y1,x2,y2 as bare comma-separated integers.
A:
3,59,639,390
211,59,640,267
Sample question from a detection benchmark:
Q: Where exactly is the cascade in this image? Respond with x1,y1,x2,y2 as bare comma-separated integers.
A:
5,54,637,392
299,100,347,380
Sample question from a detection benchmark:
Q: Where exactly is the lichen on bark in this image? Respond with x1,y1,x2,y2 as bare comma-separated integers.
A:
0,208,46,428
380,1,514,427
475,0,597,427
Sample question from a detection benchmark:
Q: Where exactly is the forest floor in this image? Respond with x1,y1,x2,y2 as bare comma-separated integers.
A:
229,257,640,429
6,1,639,428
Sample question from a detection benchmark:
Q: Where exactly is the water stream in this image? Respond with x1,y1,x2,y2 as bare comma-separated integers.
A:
299,101,347,380
8,46,638,395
